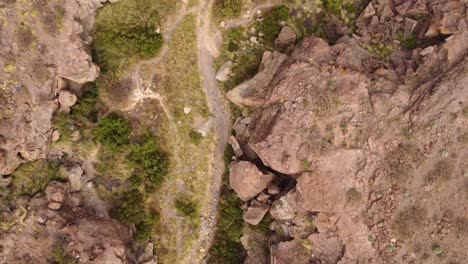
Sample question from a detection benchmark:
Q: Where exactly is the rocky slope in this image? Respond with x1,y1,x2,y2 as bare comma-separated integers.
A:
226,0,467,263
0,1,160,263
0,0,107,175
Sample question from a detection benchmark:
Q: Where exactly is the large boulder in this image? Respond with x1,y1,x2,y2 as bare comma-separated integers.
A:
229,161,274,201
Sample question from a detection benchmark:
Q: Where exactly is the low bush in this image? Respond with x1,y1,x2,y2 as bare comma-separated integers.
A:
398,32,421,50
111,186,160,242
110,187,146,226
70,83,100,124
93,113,132,152
189,130,203,146
128,136,169,191
208,185,244,263
256,5,290,45
11,160,65,197
93,0,169,73
214,0,242,19
135,209,160,242
175,196,198,217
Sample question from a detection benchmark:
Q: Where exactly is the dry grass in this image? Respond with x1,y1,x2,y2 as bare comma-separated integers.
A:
147,13,216,264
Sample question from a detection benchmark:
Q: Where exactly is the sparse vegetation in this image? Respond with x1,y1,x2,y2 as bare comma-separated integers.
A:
214,0,242,19
50,234,77,264
398,32,421,50
426,160,453,184
366,42,393,58
391,205,427,239
11,160,65,197
189,130,203,146
110,186,160,242
93,113,132,152
346,187,362,203
256,5,290,46
251,213,272,235
175,196,198,218
208,147,245,263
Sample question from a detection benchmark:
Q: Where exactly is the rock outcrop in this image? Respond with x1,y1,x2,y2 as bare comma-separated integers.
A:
1,180,131,263
227,0,468,263
0,0,113,175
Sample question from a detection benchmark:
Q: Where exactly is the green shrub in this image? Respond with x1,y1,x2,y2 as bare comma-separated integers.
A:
93,113,132,152
54,112,73,141
189,130,203,145
111,187,146,225
12,160,64,197
175,196,198,217
135,209,160,242
256,5,290,45
93,0,168,72
111,187,160,241
323,0,343,15
70,83,100,124
128,136,169,191
398,32,421,50
214,0,242,19
208,185,244,263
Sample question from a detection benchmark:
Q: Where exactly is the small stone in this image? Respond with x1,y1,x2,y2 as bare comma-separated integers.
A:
240,117,252,125
71,131,81,142
267,182,280,195
228,136,244,157
0,176,12,188
48,202,62,210
183,107,191,114
52,130,61,142
216,61,233,82
68,165,84,192
257,192,270,203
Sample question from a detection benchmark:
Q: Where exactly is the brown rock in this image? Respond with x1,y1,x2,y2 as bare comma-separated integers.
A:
229,161,274,201
271,239,311,264
243,200,270,225
275,26,296,49
46,182,67,203
308,234,345,263
58,90,78,109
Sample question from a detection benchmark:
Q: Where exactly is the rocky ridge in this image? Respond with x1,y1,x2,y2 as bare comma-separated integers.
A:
225,0,467,263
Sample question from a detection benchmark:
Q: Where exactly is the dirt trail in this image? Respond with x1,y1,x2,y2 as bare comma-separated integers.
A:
187,0,232,261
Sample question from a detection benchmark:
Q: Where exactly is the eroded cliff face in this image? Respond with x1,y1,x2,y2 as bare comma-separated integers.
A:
227,0,467,263
0,0,111,175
